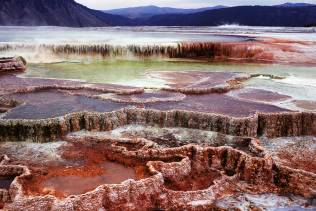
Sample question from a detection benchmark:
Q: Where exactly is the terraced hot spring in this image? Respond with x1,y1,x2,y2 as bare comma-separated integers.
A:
22,61,316,110
23,61,316,89
0,141,147,198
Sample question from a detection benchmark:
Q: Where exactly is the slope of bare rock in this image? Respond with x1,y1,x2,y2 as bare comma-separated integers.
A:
0,57,26,73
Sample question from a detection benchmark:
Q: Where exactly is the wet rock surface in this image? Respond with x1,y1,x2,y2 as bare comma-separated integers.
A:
0,57,26,73
0,74,143,96
230,88,291,102
0,96,19,114
98,90,186,104
3,91,129,119
0,71,292,119
0,68,315,210
147,93,288,117
150,71,250,94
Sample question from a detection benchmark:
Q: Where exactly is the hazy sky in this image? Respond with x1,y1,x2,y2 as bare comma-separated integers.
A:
76,0,316,9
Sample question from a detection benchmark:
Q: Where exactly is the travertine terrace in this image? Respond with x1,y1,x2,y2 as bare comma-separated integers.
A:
2,38,316,65
0,38,316,210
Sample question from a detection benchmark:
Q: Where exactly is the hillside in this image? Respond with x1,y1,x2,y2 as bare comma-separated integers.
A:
0,1,315,27
0,0,133,27
141,6,316,27
275,2,315,7
104,5,227,19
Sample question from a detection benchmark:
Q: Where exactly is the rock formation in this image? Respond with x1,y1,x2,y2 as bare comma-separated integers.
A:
1,133,315,210
0,59,315,210
0,57,26,72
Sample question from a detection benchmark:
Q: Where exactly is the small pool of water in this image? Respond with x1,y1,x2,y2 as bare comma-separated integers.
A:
41,161,136,197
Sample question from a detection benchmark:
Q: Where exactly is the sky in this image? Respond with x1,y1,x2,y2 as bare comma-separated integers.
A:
76,0,316,9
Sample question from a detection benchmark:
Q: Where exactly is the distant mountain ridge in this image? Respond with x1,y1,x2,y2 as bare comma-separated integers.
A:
0,0,134,27
103,5,227,19
0,0,316,27
275,2,316,7
104,2,316,19
140,6,316,27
